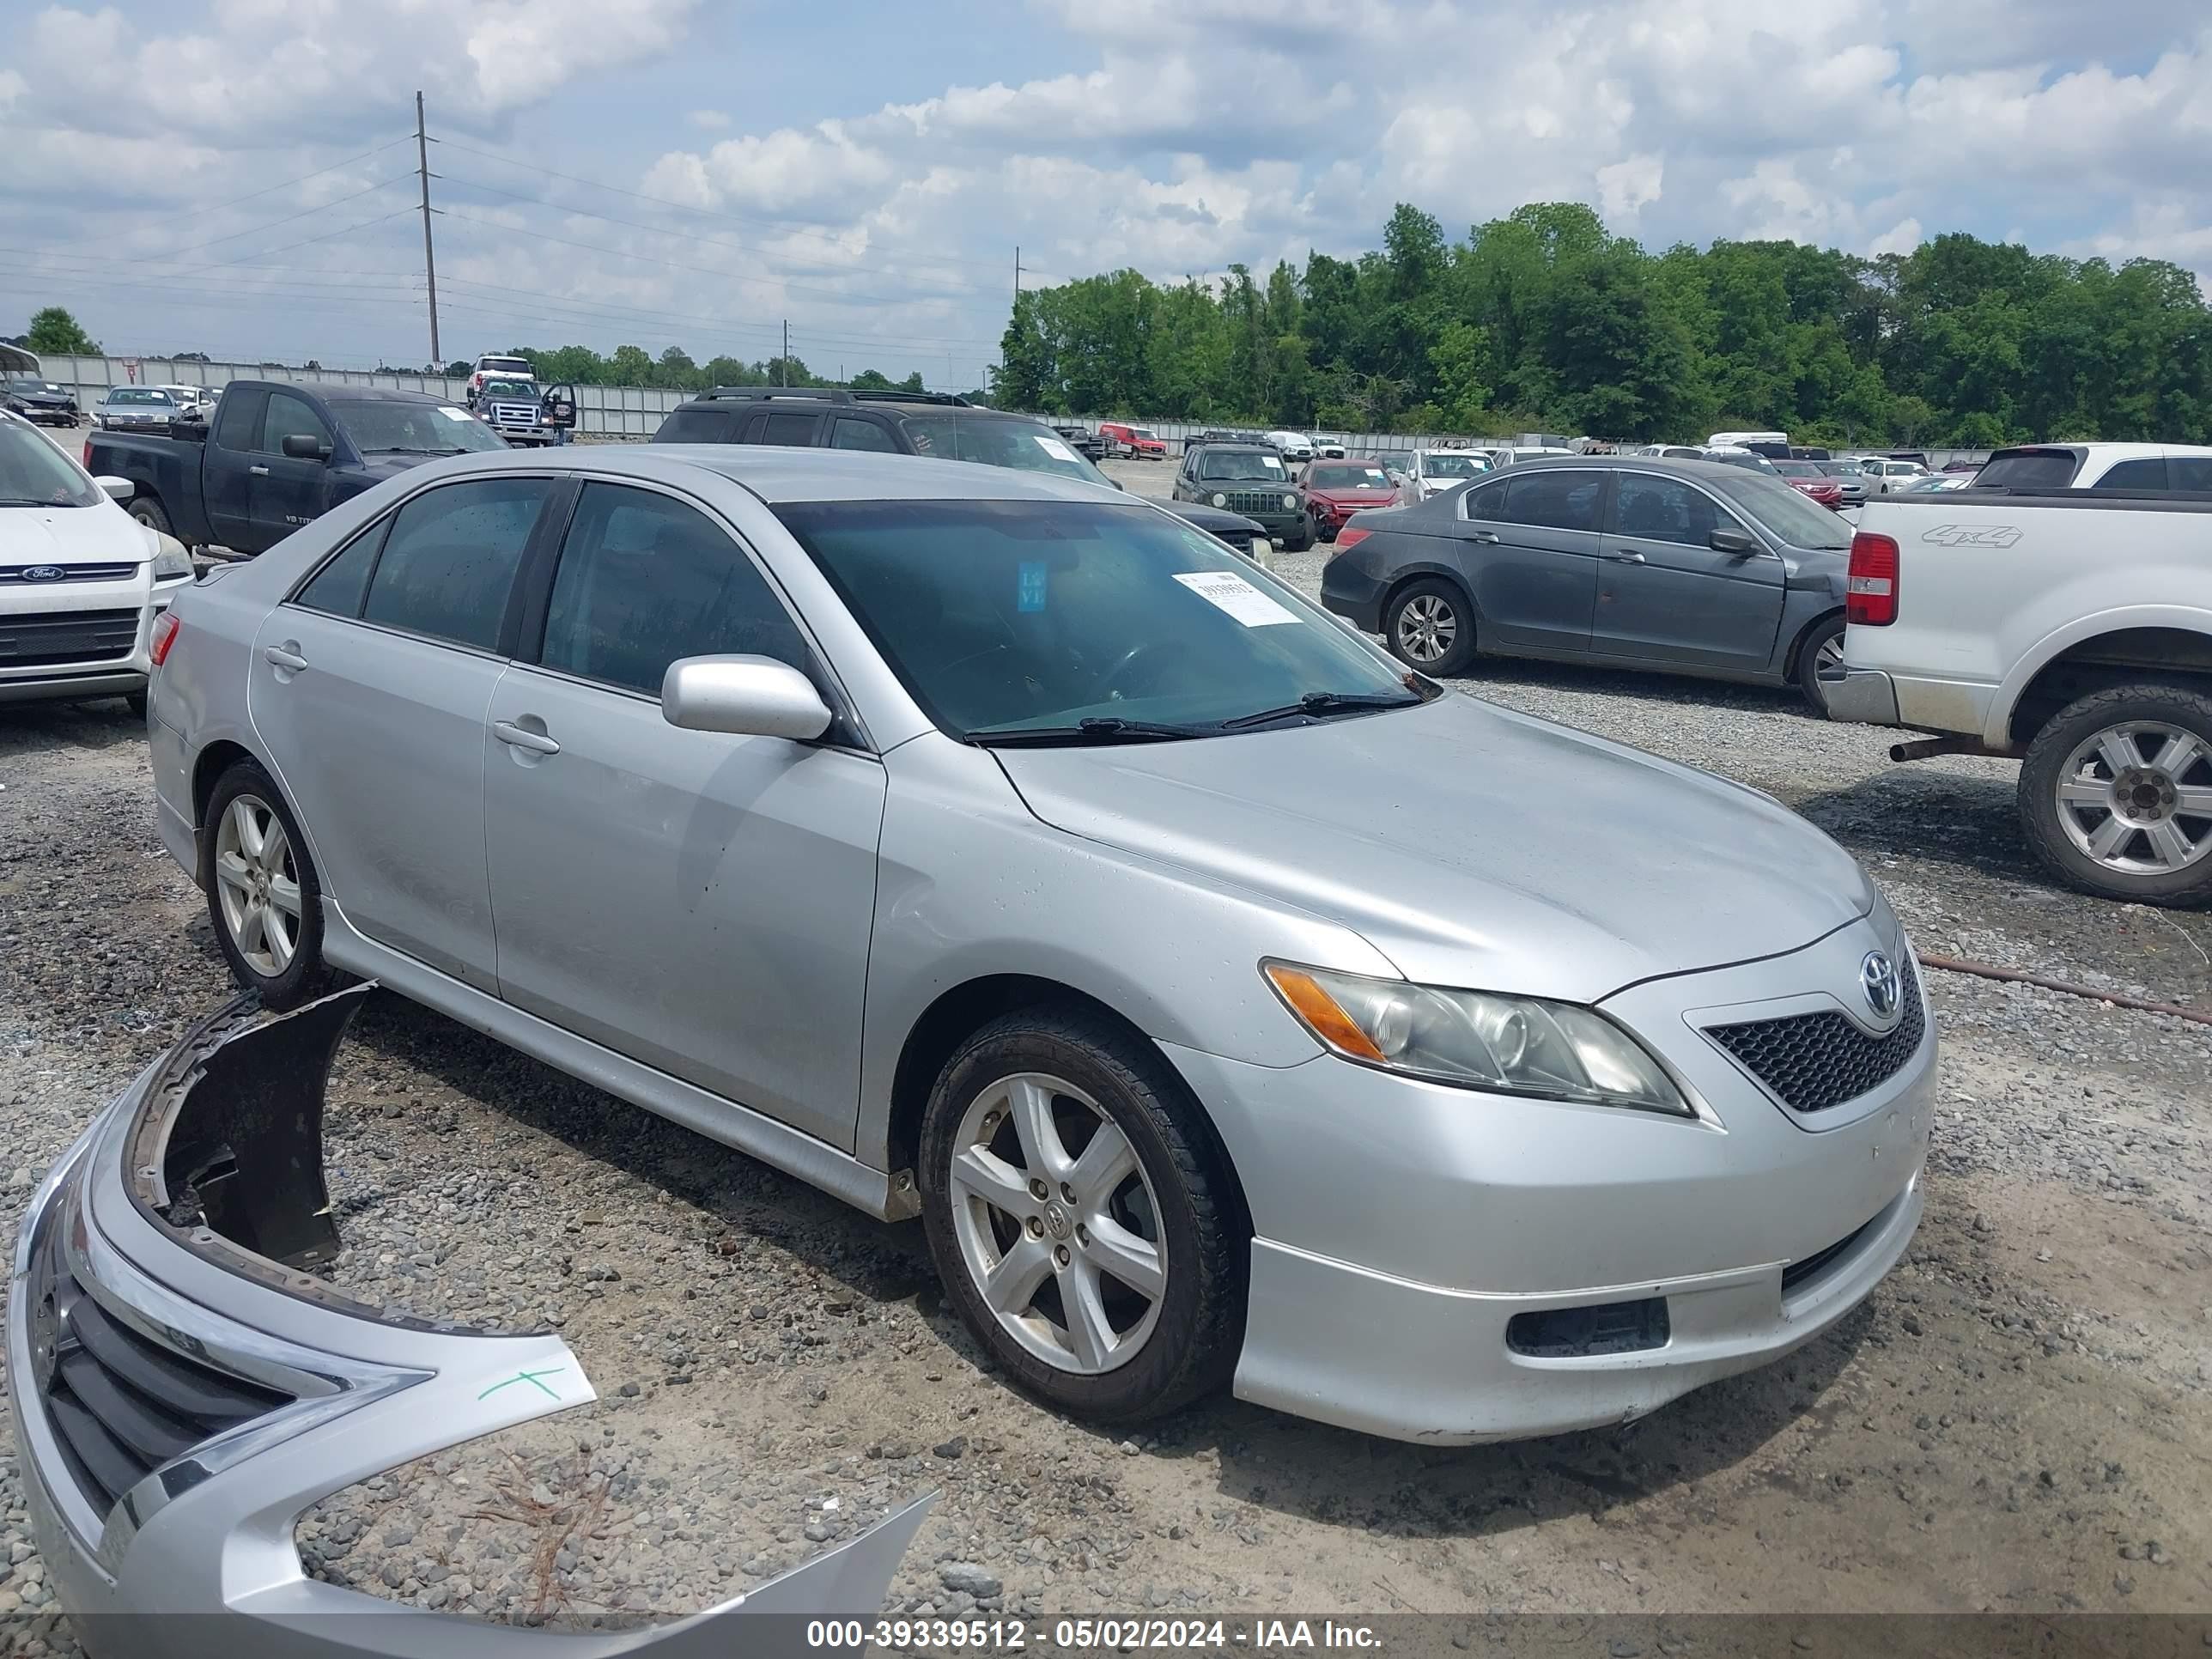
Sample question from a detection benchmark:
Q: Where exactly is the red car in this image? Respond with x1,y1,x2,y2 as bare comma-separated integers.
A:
1300,457,1402,540
1770,459,1845,510
1097,421,1166,459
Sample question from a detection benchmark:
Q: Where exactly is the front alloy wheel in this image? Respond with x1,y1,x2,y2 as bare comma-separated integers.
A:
919,1010,1243,1421
947,1073,1165,1374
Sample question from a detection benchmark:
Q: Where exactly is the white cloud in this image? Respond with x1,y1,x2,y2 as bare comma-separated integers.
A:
1869,217,1923,258
1596,154,1664,220
641,121,896,216
685,109,731,130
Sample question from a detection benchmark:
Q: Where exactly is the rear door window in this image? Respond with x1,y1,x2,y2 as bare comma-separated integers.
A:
2092,458,2170,490
361,477,552,651
755,412,821,447
2171,457,2212,492
831,417,899,453
1499,471,1601,531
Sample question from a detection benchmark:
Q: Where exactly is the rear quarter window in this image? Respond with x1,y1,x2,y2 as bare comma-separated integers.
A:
653,405,740,444
1973,449,2084,490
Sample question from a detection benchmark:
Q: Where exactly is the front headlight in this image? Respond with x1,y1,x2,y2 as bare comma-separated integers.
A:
1282,493,1297,510
1262,961,1691,1115
1211,492,1227,507
151,538,193,580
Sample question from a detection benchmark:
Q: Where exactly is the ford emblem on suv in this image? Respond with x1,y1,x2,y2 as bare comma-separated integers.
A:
21,565,65,582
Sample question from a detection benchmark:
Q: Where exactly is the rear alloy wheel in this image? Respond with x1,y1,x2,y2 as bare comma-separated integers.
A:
1796,615,1846,712
202,761,333,1008
1383,577,1476,676
919,1011,1243,1421
2019,685,2212,905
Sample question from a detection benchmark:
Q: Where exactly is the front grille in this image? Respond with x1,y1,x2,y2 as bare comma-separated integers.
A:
1705,954,1924,1113
1780,1213,1880,1296
488,402,538,428
0,607,140,666
0,562,136,585
1223,489,1289,516
30,1231,293,1514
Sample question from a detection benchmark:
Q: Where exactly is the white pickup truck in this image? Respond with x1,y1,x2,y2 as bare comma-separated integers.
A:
1824,483,2212,905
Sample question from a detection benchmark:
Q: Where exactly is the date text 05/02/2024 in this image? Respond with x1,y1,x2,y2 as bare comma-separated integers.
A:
805,1620,1385,1651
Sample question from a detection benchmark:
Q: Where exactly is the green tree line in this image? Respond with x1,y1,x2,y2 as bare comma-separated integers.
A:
988,202,2212,447
428,345,932,394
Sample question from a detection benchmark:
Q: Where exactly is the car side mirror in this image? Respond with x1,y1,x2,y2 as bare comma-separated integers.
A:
282,434,332,461
95,476,133,501
661,654,832,742
1710,526,1762,556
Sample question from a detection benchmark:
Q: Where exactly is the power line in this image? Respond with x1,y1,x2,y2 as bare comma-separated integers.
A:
135,173,416,262
28,136,416,252
431,135,1030,278
436,168,998,301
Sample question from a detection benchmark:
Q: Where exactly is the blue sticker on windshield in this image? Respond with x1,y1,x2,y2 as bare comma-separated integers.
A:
1018,561,1048,612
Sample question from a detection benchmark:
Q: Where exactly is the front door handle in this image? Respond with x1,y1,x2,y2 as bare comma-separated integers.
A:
1470,530,1500,544
262,644,307,672
493,720,562,756
1604,550,1647,564
248,465,270,477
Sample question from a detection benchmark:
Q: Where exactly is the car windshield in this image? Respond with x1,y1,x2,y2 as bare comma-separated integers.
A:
343,398,510,454
1131,428,1158,441
1814,461,1863,476
1310,463,1392,489
1419,454,1485,478
776,498,1419,741
900,414,1112,486
0,420,103,507
1771,461,1823,478
8,380,49,395
1708,451,1778,474
480,380,536,399
109,389,172,405
1725,475,1852,548
481,359,532,375
1196,450,1285,482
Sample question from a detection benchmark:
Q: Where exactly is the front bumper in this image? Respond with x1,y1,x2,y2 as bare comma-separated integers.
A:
1169,910,1936,1443
0,574,185,704
9,988,931,1656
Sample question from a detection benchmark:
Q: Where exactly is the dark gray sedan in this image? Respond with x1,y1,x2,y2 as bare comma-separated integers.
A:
1321,457,1853,708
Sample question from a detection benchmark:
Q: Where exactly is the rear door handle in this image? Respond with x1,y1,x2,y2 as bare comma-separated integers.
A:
262,645,307,672
493,720,562,756
1470,530,1500,544
248,465,270,477
1603,550,1646,564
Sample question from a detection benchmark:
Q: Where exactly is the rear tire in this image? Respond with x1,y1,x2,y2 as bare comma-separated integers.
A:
127,495,172,538
918,1008,1244,1423
1796,614,1845,712
1383,577,1476,676
201,760,334,1009
2018,684,2212,907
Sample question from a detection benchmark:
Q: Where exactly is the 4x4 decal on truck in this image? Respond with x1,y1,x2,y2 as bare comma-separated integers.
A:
1923,524,2023,548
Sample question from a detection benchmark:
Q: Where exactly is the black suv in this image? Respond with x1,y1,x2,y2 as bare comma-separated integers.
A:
653,388,1270,552
1176,442,1310,549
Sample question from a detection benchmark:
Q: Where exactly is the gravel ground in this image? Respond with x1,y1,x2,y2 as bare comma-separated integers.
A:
0,453,2207,1652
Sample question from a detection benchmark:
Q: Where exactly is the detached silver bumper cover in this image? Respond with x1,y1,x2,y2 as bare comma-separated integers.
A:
9,986,932,1656
1820,664,1901,726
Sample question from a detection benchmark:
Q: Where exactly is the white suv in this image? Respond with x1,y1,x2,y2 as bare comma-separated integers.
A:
1853,457,1931,494
1972,442,2212,491
0,410,195,712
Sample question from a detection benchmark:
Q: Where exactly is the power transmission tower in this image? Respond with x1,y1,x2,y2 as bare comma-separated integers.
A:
781,319,789,386
415,91,441,367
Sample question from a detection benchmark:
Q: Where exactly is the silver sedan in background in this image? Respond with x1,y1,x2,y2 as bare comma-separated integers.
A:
30,442,1933,1639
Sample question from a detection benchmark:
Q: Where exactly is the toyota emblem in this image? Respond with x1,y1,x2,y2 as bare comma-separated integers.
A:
20,565,65,582
1861,951,1902,1020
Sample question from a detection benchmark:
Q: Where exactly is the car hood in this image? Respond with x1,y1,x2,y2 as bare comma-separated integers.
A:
994,694,1873,1003
1,499,154,564
1306,486,1398,505
1162,501,1266,538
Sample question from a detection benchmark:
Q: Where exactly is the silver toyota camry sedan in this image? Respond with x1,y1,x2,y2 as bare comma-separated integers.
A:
33,444,1935,1592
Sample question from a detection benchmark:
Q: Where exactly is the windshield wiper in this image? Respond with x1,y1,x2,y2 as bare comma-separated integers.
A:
365,445,470,455
0,498,57,507
965,715,1215,747
1220,690,1423,731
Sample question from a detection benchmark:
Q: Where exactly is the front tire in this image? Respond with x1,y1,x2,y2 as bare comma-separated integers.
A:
127,495,173,538
1383,577,1476,676
1281,518,1312,553
2018,684,2212,906
918,1009,1244,1423
201,760,334,1008
1796,614,1845,712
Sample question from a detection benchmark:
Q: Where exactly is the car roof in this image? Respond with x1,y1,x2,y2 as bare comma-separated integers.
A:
561,442,1122,506
319,386,459,405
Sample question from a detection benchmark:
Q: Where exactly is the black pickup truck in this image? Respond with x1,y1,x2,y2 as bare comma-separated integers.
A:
86,381,510,554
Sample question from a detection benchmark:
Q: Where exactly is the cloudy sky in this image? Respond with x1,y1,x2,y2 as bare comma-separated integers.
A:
2,0,2207,383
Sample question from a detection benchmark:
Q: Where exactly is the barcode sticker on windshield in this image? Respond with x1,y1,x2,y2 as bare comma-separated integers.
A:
1033,434,1079,463
1172,570,1297,627
437,406,475,422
